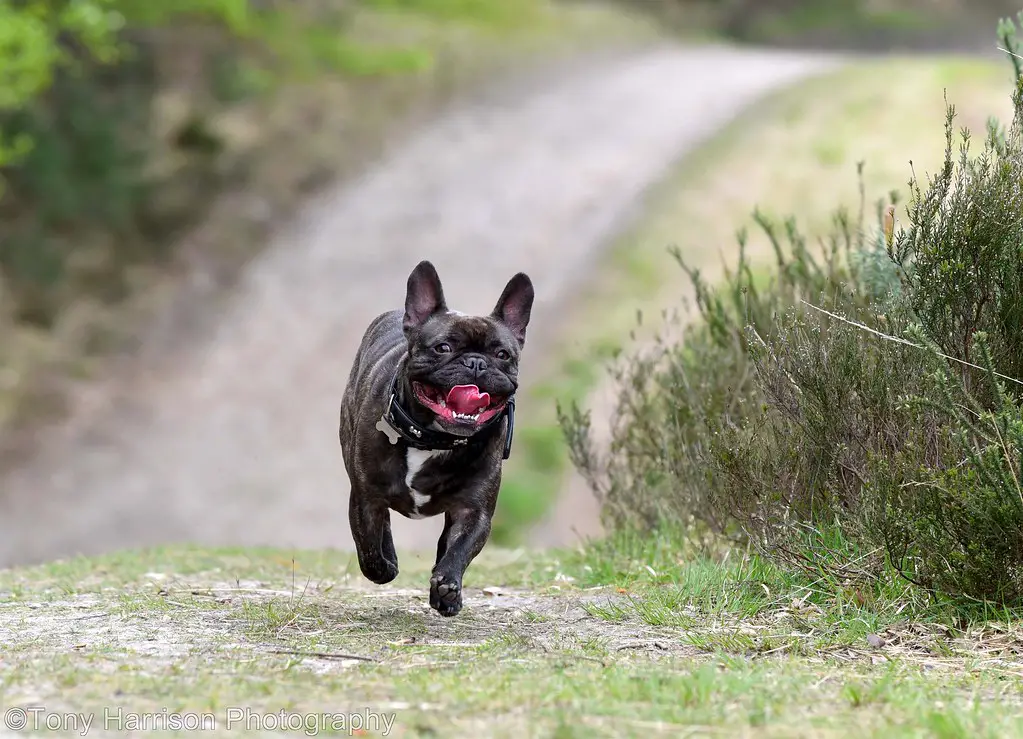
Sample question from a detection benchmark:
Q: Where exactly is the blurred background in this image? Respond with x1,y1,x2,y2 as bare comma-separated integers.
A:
0,0,1018,567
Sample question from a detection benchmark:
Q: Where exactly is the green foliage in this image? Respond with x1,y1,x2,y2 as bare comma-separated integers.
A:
562,13,1023,604
0,1,118,168
0,0,521,166
557,186,888,539
0,0,533,330
868,331,1023,602
888,113,1023,401
363,0,537,26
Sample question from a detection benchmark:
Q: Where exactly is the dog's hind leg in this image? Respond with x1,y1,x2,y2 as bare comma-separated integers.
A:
349,489,399,584
435,517,453,565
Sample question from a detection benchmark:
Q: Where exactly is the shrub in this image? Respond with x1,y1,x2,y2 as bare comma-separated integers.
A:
864,331,1023,601
557,188,894,541
562,14,1023,604
889,106,1023,402
0,0,255,328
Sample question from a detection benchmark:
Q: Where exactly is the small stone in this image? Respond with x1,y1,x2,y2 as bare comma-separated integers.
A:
866,633,886,649
482,586,503,597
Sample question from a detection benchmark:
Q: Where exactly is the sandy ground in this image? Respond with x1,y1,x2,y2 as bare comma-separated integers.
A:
0,43,839,568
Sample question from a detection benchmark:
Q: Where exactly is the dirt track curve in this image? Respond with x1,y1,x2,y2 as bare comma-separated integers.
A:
0,44,840,568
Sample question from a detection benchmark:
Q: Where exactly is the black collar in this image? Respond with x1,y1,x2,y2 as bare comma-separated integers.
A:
376,373,515,459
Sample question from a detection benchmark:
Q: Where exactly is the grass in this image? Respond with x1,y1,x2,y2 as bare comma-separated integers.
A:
616,0,1012,47
739,1,945,44
4,543,1023,737
491,54,1017,542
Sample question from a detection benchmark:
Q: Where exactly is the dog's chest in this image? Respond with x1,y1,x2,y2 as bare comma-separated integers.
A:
404,448,446,519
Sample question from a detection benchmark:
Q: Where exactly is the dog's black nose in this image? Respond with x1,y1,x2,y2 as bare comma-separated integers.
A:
462,356,487,375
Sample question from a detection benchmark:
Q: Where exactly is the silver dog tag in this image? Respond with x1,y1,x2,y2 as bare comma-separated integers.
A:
376,416,401,445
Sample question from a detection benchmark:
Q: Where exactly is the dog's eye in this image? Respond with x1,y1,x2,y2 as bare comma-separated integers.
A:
495,349,510,361
435,343,452,354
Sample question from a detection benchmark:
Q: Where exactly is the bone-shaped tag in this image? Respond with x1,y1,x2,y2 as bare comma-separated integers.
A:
376,416,401,445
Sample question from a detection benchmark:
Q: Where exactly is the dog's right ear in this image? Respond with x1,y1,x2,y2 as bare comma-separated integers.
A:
403,260,447,335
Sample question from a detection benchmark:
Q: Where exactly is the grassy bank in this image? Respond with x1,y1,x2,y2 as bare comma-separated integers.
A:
496,54,1015,542
3,543,1023,737
611,0,1016,49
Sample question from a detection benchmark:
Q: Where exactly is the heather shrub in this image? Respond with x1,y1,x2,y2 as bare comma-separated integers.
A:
561,14,1023,603
864,331,1023,601
558,191,893,541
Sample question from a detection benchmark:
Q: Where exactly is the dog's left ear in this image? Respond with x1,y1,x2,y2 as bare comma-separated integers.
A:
404,260,447,336
491,273,534,347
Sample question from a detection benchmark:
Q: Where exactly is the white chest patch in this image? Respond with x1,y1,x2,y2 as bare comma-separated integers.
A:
405,448,445,519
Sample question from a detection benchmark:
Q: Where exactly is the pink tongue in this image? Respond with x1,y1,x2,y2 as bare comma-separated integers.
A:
446,385,490,415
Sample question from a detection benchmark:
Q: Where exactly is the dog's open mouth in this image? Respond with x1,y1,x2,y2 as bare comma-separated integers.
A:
412,382,507,427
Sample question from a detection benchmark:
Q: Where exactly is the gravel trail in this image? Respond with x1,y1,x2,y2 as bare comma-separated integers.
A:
0,44,838,567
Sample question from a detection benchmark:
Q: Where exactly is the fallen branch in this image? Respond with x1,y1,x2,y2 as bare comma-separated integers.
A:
266,648,377,662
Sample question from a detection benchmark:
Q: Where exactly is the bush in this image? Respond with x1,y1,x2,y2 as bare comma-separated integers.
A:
889,103,1023,402
561,14,1023,604
0,0,254,329
558,192,888,539
868,335,1023,601
0,0,528,329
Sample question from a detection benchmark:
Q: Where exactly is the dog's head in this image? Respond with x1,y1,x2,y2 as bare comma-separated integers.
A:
400,260,534,437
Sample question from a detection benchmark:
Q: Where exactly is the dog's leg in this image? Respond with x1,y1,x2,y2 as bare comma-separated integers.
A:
435,521,451,566
349,488,399,584
429,507,492,617
381,515,398,570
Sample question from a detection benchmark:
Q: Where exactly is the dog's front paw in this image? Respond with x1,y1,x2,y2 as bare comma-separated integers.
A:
361,558,399,585
429,574,463,617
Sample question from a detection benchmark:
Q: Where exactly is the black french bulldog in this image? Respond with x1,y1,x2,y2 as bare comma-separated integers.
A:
338,260,534,616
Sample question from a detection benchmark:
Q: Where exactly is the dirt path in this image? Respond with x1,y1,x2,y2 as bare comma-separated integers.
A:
0,43,839,568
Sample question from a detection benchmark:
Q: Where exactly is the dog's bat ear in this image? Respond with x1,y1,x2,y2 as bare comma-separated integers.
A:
491,272,533,347
404,260,447,334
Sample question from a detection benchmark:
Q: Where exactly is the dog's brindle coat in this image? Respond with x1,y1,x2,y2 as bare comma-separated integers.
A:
339,261,533,616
